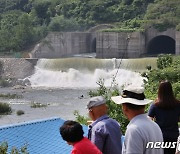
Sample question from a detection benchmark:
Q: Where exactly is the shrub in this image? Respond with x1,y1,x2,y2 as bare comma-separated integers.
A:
144,55,180,100
0,142,28,154
16,110,25,116
157,54,173,69
76,78,129,134
73,110,90,125
172,81,180,100
0,102,12,115
30,102,47,108
0,79,10,87
88,78,108,97
48,15,80,32
0,142,8,153
0,93,22,99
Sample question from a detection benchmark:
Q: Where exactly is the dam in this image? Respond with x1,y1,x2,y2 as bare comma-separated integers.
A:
30,27,180,59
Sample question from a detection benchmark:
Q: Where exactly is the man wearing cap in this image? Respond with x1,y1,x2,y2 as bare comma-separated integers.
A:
111,86,164,154
87,96,122,154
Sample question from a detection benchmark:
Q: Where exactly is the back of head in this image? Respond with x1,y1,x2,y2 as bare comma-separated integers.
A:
158,80,174,100
87,96,107,120
156,80,179,109
60,120,84,143
124,103,145,110
87,96,106,109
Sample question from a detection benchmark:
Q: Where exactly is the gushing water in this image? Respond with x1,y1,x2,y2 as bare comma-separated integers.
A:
27,58,151,89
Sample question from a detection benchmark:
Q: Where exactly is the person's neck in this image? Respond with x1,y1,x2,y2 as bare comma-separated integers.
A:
71,137,84,146
128,111,144,121
94,113,106,121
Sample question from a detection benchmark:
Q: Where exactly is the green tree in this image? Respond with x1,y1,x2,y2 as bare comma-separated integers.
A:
144,0,180,31
14,13,35,49
0,10,23,52
48,15,80,32
33,0,51,25
0,10,44,53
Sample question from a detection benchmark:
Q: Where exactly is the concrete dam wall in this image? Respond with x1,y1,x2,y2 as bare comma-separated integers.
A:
30,28,180,59
96,32,145,58
31,32,96,58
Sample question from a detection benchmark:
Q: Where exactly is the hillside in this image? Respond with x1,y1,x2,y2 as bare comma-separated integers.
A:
0,0,179,55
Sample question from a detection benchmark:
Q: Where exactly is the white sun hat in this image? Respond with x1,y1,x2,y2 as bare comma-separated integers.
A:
111,85,153,105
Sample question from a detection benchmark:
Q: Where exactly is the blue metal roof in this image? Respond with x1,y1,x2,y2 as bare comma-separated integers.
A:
0,117,88,154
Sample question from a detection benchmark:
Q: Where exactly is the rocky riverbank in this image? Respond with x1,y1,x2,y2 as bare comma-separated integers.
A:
0,58,38,87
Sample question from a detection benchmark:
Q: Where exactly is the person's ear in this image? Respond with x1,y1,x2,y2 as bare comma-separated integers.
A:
88,108,94,117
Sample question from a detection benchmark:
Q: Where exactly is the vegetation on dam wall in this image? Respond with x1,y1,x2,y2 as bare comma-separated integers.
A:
0,0,179,55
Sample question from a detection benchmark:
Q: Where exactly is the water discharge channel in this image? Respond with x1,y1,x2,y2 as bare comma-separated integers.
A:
27,57,157,88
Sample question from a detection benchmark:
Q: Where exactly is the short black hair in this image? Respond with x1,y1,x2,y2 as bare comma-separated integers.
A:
60,120,84,142
124,103,145,110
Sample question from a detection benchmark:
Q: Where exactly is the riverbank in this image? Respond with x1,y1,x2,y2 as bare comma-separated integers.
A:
0,58,37,87
0,87,89,126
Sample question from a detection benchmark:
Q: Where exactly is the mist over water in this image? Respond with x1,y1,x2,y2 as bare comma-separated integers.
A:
27,58,156,89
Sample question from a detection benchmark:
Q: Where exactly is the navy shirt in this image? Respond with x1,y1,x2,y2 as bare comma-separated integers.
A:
148,103,180,139
88,115,122,154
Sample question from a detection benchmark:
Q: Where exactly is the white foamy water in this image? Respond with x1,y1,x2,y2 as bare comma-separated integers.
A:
27,58,146,88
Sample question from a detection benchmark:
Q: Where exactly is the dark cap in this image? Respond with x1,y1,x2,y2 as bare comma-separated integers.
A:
87,96,106,109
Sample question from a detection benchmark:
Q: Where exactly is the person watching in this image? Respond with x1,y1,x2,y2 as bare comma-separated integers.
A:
111,86,164,154
148,80,180,154
87,96,122,154
60,120,102,154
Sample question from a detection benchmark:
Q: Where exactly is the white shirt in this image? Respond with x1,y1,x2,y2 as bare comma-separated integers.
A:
122,114,164,154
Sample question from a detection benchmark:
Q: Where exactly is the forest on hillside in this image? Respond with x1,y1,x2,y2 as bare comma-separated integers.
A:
0,0,180,54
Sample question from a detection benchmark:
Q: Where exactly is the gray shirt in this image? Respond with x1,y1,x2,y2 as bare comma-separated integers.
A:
122,114,164,154
88,115,122,154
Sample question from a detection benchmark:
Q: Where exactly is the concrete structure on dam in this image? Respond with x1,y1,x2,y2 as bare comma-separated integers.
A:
30,27,180,59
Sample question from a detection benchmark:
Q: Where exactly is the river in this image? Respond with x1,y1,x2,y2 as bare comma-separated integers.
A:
0,57,157,126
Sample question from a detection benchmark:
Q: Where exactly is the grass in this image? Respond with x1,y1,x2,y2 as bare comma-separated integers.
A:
30,102,47,108
0,93,22,99
0,102,12,115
